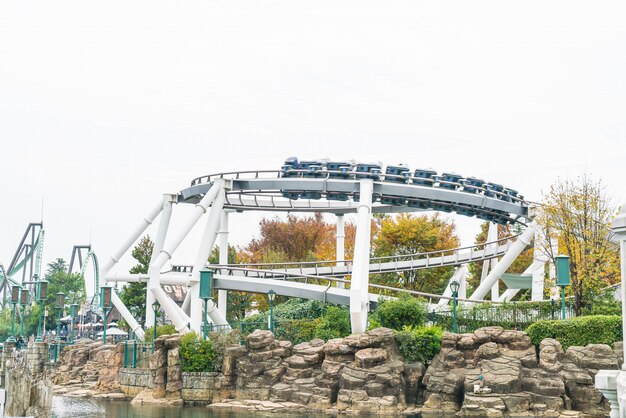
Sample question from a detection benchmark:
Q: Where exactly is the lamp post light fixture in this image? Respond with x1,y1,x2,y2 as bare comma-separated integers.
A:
70,303,79,343
55,292,66,342
8,285,21,343
100,286,113,345
199,270,213,340
268,289,276,334
19,287,30,339
555,255,571,320
450,280,460,333
152,301,160,342
36,279,48,342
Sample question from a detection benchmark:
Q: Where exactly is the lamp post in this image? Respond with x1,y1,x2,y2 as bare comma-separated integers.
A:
268,289,276,334
100,286,113,345
55,292,65,342
555,255,571,320
7,285,21,343
450,280,460,333
152,301,159,342
70,303,79,343
35,279,48,342
19,287,30,339
199,270,213,340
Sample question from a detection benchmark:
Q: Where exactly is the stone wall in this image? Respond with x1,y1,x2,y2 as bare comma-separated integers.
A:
206,328,424,415
421,326,621,417
4,342,53,417
119,368,153,397
51,339,125,398
181,372,222,402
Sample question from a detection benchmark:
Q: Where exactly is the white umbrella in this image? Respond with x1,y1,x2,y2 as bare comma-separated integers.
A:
97,327,128,336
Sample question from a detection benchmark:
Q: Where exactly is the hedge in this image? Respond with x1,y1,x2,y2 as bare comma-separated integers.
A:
525,315,622,350
395,325,443,365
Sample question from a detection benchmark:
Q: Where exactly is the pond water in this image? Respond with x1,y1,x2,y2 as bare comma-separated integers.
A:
51,397,421,417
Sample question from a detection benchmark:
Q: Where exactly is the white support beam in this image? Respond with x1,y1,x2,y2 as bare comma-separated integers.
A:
217,210,230,317
145,194,175,328
484,222,499,301
101,199,164,341
336,214,345,289
148,183,221,333
469,223,537,302
190,182,225,333
350,180,373,334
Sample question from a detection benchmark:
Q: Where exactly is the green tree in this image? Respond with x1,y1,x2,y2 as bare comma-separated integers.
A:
43,258,86,330
119,235,153,322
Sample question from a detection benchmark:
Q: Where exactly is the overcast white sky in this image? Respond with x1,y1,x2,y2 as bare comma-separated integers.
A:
1,0,625,277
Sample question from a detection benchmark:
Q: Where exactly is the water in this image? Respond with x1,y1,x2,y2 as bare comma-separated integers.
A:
51,397,337,418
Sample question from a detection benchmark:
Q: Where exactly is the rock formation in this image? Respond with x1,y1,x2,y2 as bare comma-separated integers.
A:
422,326,619,417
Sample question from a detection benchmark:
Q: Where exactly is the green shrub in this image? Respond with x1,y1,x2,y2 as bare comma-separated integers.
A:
395,325,443,365
276,318,321,344
243,298,328,325
144,324,177,342
180,332,218,372
579,290,622,316
526,315,622,350
372,294,427,331
314,307,351,341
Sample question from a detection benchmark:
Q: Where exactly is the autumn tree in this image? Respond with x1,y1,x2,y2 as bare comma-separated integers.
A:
371,213,460,294
537,175,620,314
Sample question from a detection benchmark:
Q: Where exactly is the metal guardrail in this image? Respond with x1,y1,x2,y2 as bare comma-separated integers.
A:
122,341,154,368
428,301,577,333
48,341,70,363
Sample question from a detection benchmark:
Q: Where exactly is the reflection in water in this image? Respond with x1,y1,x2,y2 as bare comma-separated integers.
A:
51,397,349,418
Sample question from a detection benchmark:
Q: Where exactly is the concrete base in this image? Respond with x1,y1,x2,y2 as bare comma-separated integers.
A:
616,370,626,418
597,369,621,418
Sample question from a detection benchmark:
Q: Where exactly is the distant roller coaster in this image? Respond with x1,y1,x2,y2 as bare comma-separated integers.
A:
99,158,552,340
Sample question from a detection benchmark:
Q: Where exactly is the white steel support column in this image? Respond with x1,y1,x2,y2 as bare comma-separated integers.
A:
596,204,626,418
101,199,164,341
350,180,373,334
483,223,499,301
148,183,221,333
217,210,230,317
190,182,226,333
531,228,547,301
469,223,537,302
336,214,345,289
145,194,176,328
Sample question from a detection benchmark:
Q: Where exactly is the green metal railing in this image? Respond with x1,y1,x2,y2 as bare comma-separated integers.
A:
123,340,154,368
48,342,70,363
428,300,576,333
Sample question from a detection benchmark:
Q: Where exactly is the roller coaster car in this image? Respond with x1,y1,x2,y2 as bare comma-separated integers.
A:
280,157,301,199
354,163,382,180
475,209,510,225
484,182,505,200
455,204,477,218
462,177,485,194
431,201,454,213
438,172,463,190
326,161,353,178
412,169,437,186
298,160,324,199
504,188,521,203
281,157,299,177
384,165,410,183
407,198,432,210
